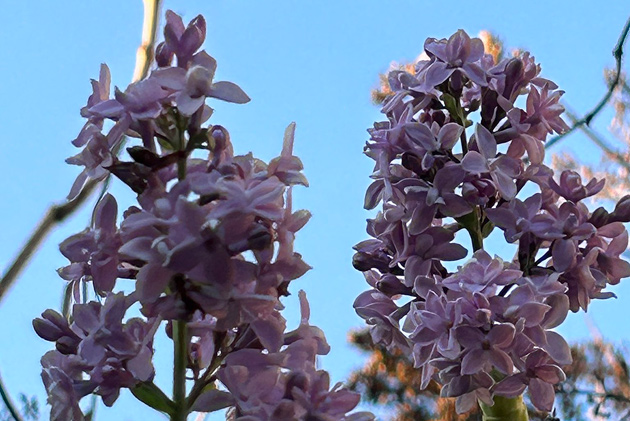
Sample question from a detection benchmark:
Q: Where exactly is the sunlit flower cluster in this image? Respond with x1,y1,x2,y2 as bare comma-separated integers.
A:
354,30,630,413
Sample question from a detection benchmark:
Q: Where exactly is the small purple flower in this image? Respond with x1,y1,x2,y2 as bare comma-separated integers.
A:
494,349,565,412
442,250,522,295
548,170,605,203
156,11,206,68
152,50,250,116
423,30,487,87
36,293,157,413
456,323,516,375
57,194,121,294
66,132,116,200
461,124,521,200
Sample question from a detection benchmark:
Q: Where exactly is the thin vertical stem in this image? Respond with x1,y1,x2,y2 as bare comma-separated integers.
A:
172,320,188,421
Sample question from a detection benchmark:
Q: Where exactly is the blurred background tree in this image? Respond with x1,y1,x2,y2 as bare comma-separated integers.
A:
349,26,630,421
348,328,630,420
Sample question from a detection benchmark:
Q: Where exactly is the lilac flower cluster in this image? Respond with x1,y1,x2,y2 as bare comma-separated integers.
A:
35,11,371,421
353,30,630,414
218,291,373,420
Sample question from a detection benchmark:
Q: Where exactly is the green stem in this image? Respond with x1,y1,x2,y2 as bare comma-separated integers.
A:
479,395,529,421
172,320,188,421
177,156,187,181
458,206,484,252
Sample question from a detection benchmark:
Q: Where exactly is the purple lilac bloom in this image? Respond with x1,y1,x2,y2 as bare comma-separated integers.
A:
354,29,629,415
37,10,371,420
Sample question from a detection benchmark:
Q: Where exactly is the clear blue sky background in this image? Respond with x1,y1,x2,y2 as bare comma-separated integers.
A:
0,1,629,419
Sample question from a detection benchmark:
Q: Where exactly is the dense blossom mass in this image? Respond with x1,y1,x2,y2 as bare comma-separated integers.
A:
34,11,373,421
353,29,630,414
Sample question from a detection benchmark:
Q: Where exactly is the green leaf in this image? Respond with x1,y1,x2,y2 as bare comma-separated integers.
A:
442,93,459,118
481,220,495,238
61,283,73,319
131,382,175,416
187,129,210,152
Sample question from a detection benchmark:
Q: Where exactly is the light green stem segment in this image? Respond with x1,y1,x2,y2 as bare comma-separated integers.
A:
172,320,188,421
479,395,529,421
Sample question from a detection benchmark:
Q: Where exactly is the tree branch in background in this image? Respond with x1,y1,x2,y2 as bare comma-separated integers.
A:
133,0,163,82
546,16,630,149
0,0,163,305
348,328,630,420
563,105,630,174
0,371,23,421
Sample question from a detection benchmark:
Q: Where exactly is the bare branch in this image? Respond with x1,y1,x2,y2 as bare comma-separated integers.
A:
562,104,630,174
0,0,163,304
546,16,630,149
0,371,23,421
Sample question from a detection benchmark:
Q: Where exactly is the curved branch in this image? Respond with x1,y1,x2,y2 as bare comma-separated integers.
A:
546,16,630,149
0,0,163,304
133,0,164,82
0,371,23,421
0,178,99,301
563,105,630,174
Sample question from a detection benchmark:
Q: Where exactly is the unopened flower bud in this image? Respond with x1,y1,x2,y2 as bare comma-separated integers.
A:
611,195,630,223
589,206,610,228
352,251,390,273
376,275,412,296
179,15,206,60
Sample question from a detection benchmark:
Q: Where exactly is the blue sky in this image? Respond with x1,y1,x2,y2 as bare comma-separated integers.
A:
0,1,629,419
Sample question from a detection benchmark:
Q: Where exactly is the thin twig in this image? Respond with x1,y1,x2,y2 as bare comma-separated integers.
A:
0,0,163,305
560,387,630,404
0,371,23,421
546,16,630,149
0,178,99,301
563,105,630,174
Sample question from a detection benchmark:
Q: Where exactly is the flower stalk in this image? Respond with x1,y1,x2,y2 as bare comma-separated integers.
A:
479,395,529,421
172,321,188,421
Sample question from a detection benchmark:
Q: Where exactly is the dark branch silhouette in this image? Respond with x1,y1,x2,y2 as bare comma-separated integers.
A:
546,16,630,149
0,0,163,304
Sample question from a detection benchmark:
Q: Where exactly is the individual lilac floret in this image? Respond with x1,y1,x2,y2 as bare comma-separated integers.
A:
57,194,121,296
423,30,487,88
152,50,250,116
442,250,521,295
41,351,86,421
456,324,515,376
156,11,206,68
548,170,605,203
494,349,566,412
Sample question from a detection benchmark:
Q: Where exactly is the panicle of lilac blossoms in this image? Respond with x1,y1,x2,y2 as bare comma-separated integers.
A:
38,10,373,420
354,29,629,415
